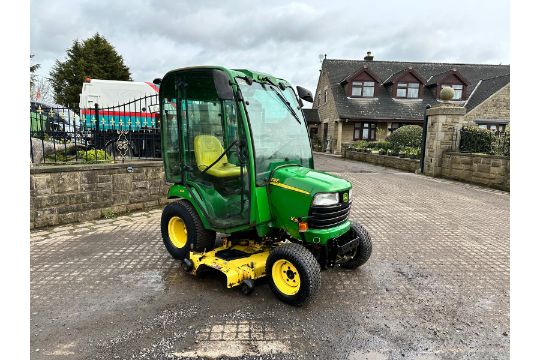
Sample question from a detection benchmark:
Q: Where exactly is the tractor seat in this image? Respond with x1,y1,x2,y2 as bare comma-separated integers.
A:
194,135,242,178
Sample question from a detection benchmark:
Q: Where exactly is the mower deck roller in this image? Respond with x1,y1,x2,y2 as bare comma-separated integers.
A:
158,66,372,305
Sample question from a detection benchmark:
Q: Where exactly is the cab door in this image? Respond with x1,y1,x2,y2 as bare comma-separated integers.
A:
178,69,250,229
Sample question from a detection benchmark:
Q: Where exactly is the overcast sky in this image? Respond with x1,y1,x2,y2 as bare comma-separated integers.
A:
31,0,509,95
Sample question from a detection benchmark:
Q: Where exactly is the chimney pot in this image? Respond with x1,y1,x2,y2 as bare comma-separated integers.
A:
364,51,374,61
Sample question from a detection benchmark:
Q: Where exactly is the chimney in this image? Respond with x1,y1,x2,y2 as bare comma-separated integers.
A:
364,51,374,61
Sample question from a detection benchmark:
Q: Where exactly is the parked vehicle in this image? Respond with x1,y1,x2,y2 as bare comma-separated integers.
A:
79,79,160,131
78,79,162,158
158,66,372,305
30,101,81,141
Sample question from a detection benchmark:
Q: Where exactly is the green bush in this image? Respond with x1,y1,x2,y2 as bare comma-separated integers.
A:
387,125,423,149
77,149,111,162
459,126,493,154
366,140,392,151
403,146,421,159
351,140,369,151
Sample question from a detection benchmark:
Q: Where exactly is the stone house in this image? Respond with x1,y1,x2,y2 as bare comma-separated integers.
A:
312,52,510,153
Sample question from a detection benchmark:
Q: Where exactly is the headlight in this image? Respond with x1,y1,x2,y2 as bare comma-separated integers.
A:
312,193,339,206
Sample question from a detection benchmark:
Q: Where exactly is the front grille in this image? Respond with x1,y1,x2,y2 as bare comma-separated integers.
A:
308,198,351,229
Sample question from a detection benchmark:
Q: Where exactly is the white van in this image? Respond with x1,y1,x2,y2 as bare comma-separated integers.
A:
79,79,159,109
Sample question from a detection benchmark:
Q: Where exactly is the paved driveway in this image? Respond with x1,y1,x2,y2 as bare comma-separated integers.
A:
30,154,509,359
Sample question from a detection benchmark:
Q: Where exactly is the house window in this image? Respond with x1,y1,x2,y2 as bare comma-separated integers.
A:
324,89,328,103
351,81,375,97
353,122,377,141
442,84,463,100
388,122,406,133
396,82,419,98
478,123,506,134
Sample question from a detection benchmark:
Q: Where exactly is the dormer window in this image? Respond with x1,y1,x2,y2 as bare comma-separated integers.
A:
441,84,463,100
340,65,380,98
396,82,420,98
351,81,375,97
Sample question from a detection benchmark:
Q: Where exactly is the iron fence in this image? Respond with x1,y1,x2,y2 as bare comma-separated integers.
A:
459,126,510,156
30,95,162,164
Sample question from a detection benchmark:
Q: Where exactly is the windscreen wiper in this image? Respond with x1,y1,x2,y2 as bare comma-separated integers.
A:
269,87,302,125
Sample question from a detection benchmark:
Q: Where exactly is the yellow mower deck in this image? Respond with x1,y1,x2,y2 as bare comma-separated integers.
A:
188,240,272,288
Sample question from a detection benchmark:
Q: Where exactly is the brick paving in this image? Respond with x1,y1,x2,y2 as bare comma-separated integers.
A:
30,154,509,359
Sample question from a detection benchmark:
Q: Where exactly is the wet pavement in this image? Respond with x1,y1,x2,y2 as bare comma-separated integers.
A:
30,154,509,359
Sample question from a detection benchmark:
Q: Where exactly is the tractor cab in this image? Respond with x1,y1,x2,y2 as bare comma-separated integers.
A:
158,66,372,305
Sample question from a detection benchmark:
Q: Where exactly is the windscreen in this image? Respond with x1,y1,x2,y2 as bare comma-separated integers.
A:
237,78,312,185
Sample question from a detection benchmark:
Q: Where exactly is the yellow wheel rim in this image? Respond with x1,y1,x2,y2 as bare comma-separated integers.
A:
168,216,188,248
271,259,301,296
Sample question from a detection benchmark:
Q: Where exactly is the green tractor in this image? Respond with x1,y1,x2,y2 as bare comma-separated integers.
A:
157,66,372,305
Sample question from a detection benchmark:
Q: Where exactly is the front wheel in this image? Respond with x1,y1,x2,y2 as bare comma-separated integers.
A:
266,243,321,306
340,223,372,269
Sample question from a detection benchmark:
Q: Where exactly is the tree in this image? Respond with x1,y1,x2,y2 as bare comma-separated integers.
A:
49,33,131,106
30,54,40,91
31,76,54,104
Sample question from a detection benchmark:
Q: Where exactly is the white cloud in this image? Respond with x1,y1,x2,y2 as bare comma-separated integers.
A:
30,0,509,94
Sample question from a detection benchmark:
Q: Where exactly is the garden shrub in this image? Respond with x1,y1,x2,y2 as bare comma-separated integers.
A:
351,140,369,151
77,149,111,162
366,140,392,151
387,125,423,149
459,126,493,154
403,146,421,159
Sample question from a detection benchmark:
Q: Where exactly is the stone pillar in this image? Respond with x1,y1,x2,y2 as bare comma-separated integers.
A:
335,121,343,154
423,104,467,177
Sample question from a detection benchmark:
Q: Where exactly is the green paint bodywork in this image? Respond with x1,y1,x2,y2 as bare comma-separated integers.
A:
267,166,351,244
162,66,352,245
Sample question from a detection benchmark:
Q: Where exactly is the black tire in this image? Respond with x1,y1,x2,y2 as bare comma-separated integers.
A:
160,200,216,260
266,243,321,306
340,223,372,269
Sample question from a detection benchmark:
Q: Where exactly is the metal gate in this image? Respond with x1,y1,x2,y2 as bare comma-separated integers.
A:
30,94,162,164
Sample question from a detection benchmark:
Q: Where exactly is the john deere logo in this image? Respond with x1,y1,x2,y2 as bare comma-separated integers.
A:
343,192,349,203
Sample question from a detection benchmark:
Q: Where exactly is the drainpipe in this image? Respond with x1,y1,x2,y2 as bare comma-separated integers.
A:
419,104,431,174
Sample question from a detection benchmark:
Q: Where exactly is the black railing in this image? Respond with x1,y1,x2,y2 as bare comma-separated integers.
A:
30,95,162,164
459,126,510,156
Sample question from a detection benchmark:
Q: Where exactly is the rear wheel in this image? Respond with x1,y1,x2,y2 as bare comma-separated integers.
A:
266,243,321,306
160,200,216,260
340,223,372,269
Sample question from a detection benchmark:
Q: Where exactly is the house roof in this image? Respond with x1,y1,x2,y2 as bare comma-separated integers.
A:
426,68,470,86
465,74,510,112
302,108,320,124
319,59,510,121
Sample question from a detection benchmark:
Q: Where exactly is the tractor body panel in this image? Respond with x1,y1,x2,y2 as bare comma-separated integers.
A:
267,166,352,244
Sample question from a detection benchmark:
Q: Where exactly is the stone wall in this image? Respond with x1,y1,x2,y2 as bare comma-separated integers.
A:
30,161,169,229
441,152,510,191
343,149,420,173
465,84,510,123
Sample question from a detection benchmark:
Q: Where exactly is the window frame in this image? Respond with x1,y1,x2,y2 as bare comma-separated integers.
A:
396,82,420,99
353,122,377,141
351,81,375,98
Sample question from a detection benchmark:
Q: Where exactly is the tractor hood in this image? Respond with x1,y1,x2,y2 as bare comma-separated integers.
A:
270,166,351,195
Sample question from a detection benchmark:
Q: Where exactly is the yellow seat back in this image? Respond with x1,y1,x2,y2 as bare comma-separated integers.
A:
194,135,228,171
